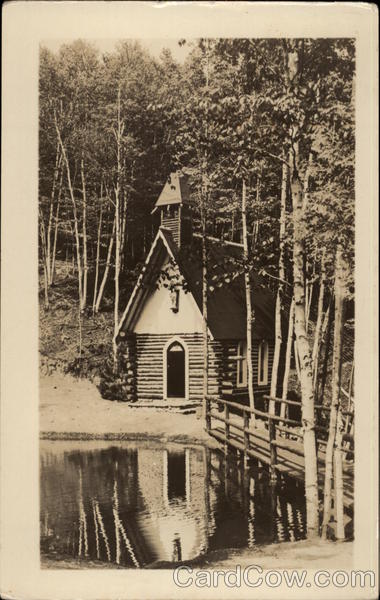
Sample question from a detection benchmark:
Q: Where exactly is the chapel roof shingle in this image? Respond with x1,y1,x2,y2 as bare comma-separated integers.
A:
153,172,191,209
160,229,275,340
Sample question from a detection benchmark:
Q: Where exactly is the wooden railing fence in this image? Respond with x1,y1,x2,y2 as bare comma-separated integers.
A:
205,395,354,490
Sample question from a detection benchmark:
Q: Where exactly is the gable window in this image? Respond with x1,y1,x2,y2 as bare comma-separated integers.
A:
236,341,247,387
258,340,269,385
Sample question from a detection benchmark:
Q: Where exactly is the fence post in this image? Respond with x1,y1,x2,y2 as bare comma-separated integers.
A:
279,398,289,438
280,397,287,420
224,403,230,456
243,410,250,469
205,396,211,432
269,416,277,483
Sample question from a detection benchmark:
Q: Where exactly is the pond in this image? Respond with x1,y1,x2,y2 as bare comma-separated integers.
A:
40,440,306,568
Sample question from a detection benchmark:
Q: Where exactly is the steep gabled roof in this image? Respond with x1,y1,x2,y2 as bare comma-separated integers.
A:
152,172,191,211
116,228,178,337
178,233,275,340
117,227,275,341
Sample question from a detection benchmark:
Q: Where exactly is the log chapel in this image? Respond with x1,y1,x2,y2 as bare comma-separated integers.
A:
116,172,276,407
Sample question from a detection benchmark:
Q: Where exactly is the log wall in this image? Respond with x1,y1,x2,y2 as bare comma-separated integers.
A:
118,334,137,402
221,340,275,400
122,333,274,403
133,333,225,402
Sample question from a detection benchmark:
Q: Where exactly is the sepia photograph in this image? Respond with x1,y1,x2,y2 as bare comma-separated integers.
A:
1,2,378,599
38,34,357,569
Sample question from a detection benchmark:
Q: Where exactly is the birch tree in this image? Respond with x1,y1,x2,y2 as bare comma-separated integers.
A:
242,180,255,410
284,39,319,537
270,158,288,402
112,86,124,366
321,247,347,538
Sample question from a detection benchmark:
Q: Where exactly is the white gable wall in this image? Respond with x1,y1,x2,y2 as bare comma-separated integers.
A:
133,286,203,334
132,259,203,334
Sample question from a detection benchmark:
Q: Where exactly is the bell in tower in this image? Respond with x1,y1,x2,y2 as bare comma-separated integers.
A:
151,172,192,249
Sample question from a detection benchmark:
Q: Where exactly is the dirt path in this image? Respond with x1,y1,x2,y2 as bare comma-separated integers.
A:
40,373,215,445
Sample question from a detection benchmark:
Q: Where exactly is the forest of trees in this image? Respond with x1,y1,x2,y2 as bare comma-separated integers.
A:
39,38,355,539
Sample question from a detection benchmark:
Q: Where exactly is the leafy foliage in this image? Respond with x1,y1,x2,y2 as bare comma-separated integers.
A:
39,38,355,394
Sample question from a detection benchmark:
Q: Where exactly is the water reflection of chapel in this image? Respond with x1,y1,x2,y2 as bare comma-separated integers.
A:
137,446,209,562
40,443,306,567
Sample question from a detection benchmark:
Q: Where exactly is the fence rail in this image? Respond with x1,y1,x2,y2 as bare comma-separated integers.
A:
205,395,354,511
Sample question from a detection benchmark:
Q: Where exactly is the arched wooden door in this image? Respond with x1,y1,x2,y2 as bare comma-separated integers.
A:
166,341,185,398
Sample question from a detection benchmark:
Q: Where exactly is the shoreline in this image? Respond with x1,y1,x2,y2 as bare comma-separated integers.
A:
40,538,353,571
40,429,218,447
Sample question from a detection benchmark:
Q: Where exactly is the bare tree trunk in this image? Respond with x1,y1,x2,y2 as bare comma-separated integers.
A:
80,156,88,311
303,153,314,332
334,406,345,540
113,195,121,368
305,275,314,332
113,87,124,369
95,218,116,313
39,209,50,310
280,297,295,418
291,171,319,538
302,151,313,209
320,299,334,404
321,247,346,538
201,191,208,418
254,173,261,245
46,143,62,285
252,220,259,247
93,185,103,315
201,40,210,419
242,180,255,413
270,158,288,410
312,252,326,391
49,164,63,285
78,304,83,359
120,187,128,272
54,111,84,308
65,243,69,275
42,258,50,310
294,339,302,382
284,38,318,536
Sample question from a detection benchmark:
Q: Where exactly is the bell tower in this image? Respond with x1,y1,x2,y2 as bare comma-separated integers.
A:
152,172,192,248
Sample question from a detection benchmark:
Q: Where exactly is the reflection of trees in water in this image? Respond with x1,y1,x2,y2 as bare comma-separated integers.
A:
78,467,88,557
112,463,140,567
206,449,306,549
92,499,110,561
40,446,145,566
40,444,306,568
40,445,207,566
